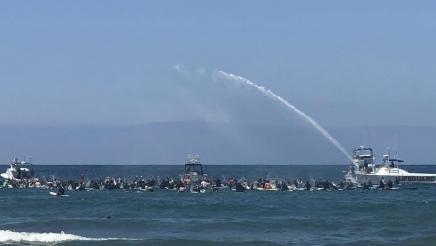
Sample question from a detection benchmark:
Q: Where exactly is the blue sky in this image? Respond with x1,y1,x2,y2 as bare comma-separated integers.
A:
1,1,436,127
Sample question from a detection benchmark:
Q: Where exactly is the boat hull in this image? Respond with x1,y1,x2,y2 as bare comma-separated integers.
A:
355,173,436,184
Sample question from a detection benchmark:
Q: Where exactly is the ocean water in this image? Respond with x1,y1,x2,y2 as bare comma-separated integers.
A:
1,165,436,246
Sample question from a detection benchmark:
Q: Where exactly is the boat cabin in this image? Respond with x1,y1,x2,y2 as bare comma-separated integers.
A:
1,157,34,180
382,154,404,168
353,146,375,172
184,155,203,176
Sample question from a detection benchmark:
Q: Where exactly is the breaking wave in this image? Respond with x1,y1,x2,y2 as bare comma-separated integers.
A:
0,230,130,243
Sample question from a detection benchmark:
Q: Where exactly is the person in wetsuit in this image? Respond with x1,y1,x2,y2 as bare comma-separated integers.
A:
387,179,393,189
323,180,330,190
305,181,311,191
57,185,65,196
363,182,370,190
280,181,288,191
378,178,385,190
215,177,222,188
235,182,245,192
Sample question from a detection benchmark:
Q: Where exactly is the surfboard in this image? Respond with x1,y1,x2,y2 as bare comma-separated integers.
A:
137,186,153,192
49,192,69,197
1,173,8,179
403,187,417,190
213,186,228,190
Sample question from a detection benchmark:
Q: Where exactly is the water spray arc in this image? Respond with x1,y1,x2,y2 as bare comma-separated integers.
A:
216,71,353,162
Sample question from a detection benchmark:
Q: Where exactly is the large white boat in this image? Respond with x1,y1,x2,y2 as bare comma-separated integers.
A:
1,157,34,181
346,146,436,185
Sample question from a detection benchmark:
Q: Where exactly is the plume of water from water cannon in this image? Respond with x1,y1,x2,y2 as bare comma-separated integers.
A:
214,70,353,163
173,65,353,163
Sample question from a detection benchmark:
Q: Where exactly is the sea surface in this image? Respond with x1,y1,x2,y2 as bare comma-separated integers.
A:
1,165,436,246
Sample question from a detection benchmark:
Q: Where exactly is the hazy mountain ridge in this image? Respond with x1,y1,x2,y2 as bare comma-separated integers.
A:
0,123,435,165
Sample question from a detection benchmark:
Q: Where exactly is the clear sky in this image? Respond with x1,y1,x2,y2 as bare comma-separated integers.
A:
1,1,436,128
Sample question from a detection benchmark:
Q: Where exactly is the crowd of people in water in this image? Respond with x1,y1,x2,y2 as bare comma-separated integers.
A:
1,173,398,195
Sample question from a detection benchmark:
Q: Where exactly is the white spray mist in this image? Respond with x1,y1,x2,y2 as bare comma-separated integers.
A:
216,70,353,162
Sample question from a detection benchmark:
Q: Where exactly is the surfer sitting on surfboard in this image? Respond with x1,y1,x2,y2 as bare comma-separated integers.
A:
57,185,65,196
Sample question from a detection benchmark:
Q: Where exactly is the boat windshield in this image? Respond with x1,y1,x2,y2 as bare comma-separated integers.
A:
184,164,203,175
353,147,374,165
383,158,404,168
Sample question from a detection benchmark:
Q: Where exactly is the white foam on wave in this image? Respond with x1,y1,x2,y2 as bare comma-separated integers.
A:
0,230,126,243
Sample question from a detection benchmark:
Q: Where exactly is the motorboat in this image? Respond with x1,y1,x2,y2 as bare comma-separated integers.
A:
346,146,436,185
1,157,34,181
182,154,207,183
180,154,210,193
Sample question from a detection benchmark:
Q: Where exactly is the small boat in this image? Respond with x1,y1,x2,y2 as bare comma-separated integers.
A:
346,146,436,185
180,154,208,185
182,154,206,182
180,154,210,193
1,157,34,181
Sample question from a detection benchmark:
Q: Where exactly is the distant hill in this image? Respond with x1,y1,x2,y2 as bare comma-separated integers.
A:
0,123,434,165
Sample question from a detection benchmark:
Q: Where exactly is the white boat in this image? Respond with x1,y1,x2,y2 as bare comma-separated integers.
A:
180,154,210,193
346,146,436,185
1,157,34,181
181,154,207,183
